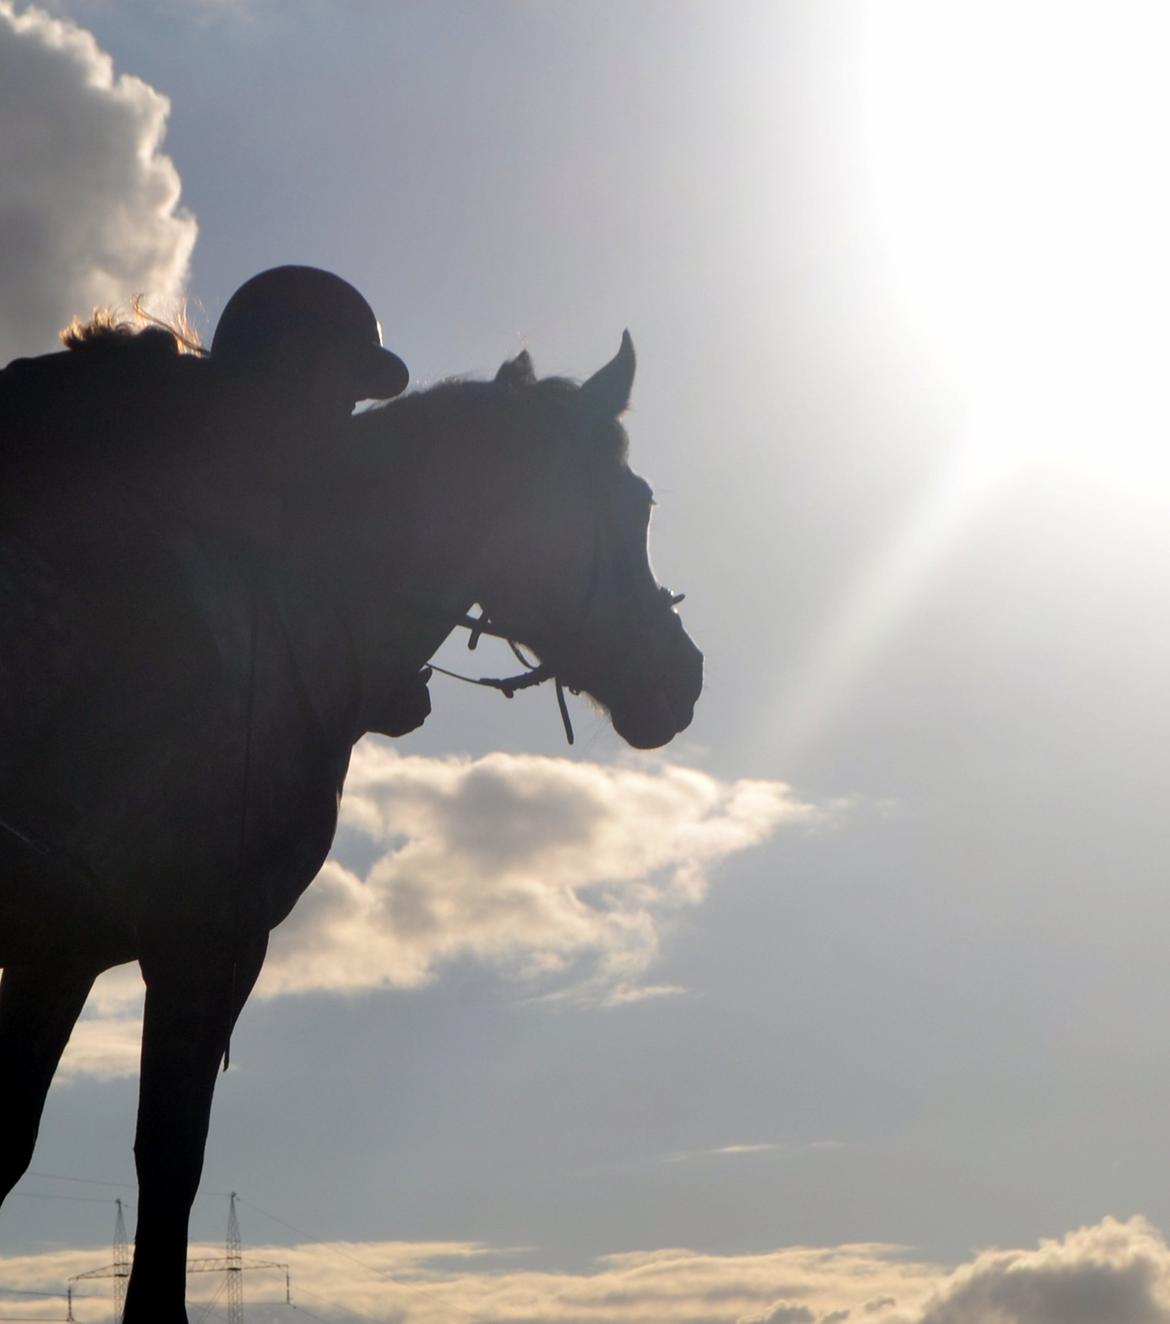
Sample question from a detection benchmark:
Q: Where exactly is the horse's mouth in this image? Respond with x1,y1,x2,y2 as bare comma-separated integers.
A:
606,643,703,750
609,687,695,749
546,610,702,750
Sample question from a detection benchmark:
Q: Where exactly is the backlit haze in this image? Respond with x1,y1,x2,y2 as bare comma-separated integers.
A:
3,3,1170,1322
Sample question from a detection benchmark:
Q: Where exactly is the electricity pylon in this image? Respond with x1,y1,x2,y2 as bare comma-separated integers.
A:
69,1199,128,1322
185,1194,290,1324
73,1193,289,1324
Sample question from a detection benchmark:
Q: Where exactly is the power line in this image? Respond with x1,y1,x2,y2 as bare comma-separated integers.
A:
16,1184,491,1324
14,1192,130,1205
283,1303,337,1324
0,1287,72,1323
0,1288,72,1323
25,1170,134,1189
191,1273,228,1324
235,1195,487,1324
280,1284,386,1324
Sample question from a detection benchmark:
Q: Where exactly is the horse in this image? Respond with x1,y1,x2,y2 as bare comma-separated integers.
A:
0,329,702,1321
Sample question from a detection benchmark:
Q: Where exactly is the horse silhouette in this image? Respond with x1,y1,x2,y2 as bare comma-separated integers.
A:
0,327,702,1321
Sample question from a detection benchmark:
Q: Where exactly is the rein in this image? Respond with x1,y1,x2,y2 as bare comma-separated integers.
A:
426,610,577,743
403,446,688,747
424,588,686,747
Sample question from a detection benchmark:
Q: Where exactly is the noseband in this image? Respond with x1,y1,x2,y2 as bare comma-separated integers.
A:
415,435,686,745
428,584,686,745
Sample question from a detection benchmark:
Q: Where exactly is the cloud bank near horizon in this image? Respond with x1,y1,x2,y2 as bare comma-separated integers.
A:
4,1216,1165,1324
0,1,195,364
59,745,818,1081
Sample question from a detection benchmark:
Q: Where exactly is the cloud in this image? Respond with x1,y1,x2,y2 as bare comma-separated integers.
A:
739,1304,816,1324
12,1218,1167,1323
56,744,815,1081
662,1141,844,1165
55,962,143,1083
0,1,196,364
0,1231,940,1324
54,1010,142,1083
913,1216,1170,1324
258,743,816,1004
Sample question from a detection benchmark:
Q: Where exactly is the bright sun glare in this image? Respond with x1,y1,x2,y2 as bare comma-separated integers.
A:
863,1,1170,494
766,4,1169,766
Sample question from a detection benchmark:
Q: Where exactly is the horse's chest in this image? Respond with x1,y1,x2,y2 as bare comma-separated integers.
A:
37,558,352,944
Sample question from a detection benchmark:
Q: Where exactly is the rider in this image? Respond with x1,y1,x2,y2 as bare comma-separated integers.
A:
0,264,431,738
0,264,410,480
207,264,410,437
177,264,411,497
207,266,430,736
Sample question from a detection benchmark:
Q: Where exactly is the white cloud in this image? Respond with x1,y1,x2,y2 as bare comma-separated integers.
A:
55,745,814,1082
913,1216,1170,1324
54,962,142,1082
0,1,196,363
739,1304,816,1324
55,1010,142,1083
258,743,818,1003
662,1141,843,1165
0,1231,940,1324
11,1217,1167,1323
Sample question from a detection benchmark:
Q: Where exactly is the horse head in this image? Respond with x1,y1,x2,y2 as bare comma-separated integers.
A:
473,333,703,749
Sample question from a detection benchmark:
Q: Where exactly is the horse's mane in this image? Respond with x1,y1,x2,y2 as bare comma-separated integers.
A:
359,371,629,468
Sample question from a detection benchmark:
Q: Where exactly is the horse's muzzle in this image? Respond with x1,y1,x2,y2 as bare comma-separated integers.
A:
609,630,703,750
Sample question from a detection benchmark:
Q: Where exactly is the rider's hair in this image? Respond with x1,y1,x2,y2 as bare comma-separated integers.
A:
59,299,205,357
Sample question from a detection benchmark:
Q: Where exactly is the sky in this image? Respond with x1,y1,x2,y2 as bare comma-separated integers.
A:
2,2,1170,1322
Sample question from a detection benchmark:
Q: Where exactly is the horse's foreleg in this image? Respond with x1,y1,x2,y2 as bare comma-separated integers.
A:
0,962,100,1205
122,933,267,1324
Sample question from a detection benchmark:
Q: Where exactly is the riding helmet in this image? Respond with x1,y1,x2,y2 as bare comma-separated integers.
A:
211,265,409,400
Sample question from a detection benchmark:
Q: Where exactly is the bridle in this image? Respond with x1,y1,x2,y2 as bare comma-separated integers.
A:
426,587,686,746
427,611,575,739
422,469,687,746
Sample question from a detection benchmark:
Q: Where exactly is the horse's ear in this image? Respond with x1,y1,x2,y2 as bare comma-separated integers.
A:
580,330,635,417
495,349,535,388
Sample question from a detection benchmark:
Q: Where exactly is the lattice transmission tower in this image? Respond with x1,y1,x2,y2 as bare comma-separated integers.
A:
69,1199,128,1321
72,1193,289,1324
187,1193,290,1324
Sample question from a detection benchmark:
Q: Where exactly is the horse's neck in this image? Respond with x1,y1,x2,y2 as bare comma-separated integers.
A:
383,388,535,574
301,394,527,734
